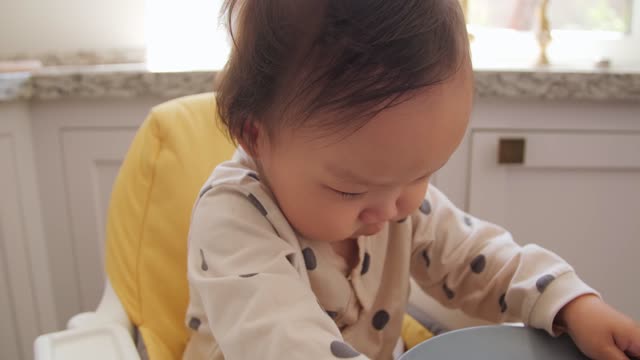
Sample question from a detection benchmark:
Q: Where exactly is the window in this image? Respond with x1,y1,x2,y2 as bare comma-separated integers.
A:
144,0,639,71
468,0,632,33
145,0,229,71
466,0,639,67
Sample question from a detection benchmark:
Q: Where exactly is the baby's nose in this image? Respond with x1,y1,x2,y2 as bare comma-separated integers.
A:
359,203,398,224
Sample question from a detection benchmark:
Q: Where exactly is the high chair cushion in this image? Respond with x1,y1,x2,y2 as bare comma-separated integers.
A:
104,93,236,360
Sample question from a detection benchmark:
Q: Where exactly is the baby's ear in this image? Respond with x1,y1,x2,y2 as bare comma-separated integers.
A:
237,119,262,158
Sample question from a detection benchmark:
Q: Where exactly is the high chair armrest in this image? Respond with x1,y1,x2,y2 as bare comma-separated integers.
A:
68,279,133,334
34,279,139,360
34,324,140,360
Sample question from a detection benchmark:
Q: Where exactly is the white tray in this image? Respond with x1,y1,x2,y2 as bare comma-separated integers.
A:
35,324,139,360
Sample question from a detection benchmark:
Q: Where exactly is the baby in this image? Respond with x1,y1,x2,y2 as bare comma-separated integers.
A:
183,0,640,359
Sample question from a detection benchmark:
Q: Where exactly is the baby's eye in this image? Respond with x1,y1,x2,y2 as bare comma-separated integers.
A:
331,188,366,200
338,191,363,199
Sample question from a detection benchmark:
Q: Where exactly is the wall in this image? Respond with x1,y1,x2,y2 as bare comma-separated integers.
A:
0,0,145,56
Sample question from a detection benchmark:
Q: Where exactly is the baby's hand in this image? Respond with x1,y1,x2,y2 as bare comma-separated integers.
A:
558,294,640,360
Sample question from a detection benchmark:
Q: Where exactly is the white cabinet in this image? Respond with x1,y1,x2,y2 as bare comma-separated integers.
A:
0,135,24,360
59,128,138,310
1,97,162,360
0,102,56,360
435,98,640,322
30,97,160,328
469,130,640,321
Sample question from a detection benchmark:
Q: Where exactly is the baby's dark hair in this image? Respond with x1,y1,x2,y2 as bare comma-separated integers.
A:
216,0,470,148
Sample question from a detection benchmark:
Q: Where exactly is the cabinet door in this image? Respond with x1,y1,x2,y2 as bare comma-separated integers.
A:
469,130,640,321
0,138,25,360
61,128,137,309
0,103,57,360
31,98,159,326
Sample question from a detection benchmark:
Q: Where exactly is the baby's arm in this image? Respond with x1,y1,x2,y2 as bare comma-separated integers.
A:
408,185,598,335
187,187,368,359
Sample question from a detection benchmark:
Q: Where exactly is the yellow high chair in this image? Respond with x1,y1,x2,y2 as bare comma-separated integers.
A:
34,93,488,360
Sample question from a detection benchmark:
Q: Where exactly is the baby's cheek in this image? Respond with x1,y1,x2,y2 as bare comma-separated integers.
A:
317,202,361,238
334,207,360,228
399,183,430,215
282,196,355,241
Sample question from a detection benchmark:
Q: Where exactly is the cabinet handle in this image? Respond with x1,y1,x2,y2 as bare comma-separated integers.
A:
498,138,526,164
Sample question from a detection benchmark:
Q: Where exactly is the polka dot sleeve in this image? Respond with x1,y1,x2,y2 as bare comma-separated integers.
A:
186,186,370,359
408,185,598,335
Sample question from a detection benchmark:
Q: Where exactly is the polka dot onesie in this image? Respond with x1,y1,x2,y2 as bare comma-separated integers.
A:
182,148,598,360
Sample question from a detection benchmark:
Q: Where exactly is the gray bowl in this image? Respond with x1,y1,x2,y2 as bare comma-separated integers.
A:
400,325,588,360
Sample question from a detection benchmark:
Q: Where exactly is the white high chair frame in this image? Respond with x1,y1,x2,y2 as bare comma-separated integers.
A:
34,278,494,360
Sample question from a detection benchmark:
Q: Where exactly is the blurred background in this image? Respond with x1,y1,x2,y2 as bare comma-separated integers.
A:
1,0,638,69
0,1,639,360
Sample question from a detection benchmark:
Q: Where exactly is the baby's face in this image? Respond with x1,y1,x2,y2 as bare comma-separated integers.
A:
255,63,473,242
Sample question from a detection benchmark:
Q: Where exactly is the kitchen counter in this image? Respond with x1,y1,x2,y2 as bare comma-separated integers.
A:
1,63,639,103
